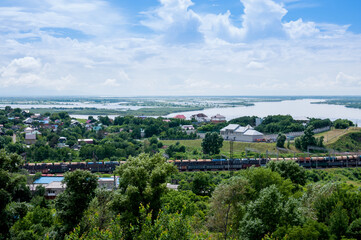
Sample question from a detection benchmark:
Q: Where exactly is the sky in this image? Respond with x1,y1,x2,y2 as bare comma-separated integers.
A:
0,0,361,96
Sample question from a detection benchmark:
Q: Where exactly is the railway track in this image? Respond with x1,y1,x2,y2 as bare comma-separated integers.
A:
22,154,361,173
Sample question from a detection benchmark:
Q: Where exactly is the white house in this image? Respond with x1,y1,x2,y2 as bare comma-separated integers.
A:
191,113,209,122
211,114,226,123
24,127,34,133
220,124,264,142
181,125,195,130
23,118,34,124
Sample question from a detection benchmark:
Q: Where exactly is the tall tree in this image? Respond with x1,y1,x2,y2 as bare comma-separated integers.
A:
276,133,286,148
201,132,223,155
55,170,98,237
111,153,177,239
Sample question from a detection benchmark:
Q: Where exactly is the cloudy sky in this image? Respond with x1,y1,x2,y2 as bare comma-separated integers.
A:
0,0,361,96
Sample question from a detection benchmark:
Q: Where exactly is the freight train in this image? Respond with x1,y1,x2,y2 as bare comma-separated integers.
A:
22,155,361,174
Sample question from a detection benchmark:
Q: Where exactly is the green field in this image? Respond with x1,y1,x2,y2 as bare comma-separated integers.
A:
162,139,300,158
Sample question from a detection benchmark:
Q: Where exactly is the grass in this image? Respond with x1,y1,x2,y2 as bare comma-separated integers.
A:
161,139,300,158
315,127,361,145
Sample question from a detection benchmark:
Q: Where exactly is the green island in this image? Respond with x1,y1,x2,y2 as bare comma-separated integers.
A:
312,97,361,109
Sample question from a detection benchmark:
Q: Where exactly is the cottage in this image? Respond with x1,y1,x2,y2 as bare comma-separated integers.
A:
174,115,186,120
181,125,195,130
211,114,226,123
78,139,94,144
58,137,68,148
24,127,34,133
191,113,209,122
44,181,66,200
25,133,37,145
23,117,34,124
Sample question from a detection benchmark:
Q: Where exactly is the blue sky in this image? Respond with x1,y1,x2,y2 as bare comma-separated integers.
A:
0,0,360,96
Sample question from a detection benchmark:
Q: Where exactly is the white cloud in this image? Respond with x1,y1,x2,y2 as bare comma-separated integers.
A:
0,0,360,96
141,0,203,44
246,61,265,69
283,19,319,39
336,72,361,87
102,78,121,87
241,0,287,41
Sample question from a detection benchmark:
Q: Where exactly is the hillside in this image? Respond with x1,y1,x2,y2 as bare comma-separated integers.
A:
315,127,361,144
328,131,361,152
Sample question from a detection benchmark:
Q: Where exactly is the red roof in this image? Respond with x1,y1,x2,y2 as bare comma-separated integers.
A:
174,115,186,119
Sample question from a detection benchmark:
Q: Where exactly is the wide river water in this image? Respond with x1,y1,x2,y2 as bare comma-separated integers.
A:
2,99,361,124
166,99,361,125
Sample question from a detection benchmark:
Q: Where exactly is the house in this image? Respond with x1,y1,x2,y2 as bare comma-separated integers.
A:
98,178,117,190
23,117,34,124
70,120,80,127
58,137,68,148
78,139,94,144
24,127,34,133
163,119,171,123
25,133,37,145
31,114,41,119
220,124,264,142
191,113,209,122
181,125,195,130
44,181,66,200
211,114,226,123
93,124,103,131
174,115,186,120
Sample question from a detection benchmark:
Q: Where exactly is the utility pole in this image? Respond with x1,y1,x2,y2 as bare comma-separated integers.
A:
230,138,234,160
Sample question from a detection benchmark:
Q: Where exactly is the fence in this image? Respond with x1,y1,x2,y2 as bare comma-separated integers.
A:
264,126,331,141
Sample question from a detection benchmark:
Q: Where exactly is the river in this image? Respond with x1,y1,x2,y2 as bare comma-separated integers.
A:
166,99,361,125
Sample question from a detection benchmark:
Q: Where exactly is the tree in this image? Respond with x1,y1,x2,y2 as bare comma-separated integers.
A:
347,218,361,239
276,133,286,148
208,176,253,239
295,126,317,151
239,185,303,240
191,172,215,196
0,151,30,239
55,170,98,237
111,154,177,239
329,203,349,239
334,119,354,129
201,132,223,155
10,206,53,240
266,160,307,186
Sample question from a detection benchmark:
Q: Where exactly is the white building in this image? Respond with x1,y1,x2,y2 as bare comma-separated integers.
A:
191,113,209,122
211,114,226,123
220,124,264,142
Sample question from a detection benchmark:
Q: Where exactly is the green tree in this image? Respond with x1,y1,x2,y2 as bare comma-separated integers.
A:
201,132,223,155
191,172,215,197
10,206,53,240
239,185,303,240
276,133,286,148
55,170,98,237
266,160,307,186
329,203,349,239
347,218,361,239
208,176,253,239
111,153,177,239
295,126,318,151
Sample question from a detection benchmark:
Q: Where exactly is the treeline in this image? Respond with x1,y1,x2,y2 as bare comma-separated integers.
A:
230,115,352,134
4,151,361,239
